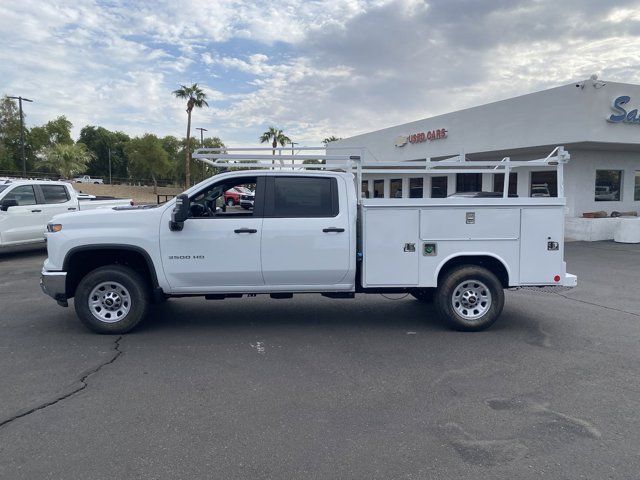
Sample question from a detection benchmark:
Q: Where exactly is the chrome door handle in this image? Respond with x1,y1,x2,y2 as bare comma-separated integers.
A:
234,228,257,234
323,227,345,233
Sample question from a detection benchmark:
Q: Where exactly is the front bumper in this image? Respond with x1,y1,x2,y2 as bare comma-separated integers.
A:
40,269,68,306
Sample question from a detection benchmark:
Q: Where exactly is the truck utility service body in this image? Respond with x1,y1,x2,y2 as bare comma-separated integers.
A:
0,180,131,248
41,147,576,333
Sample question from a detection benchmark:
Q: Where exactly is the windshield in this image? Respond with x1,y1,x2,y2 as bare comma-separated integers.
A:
0,185,9,195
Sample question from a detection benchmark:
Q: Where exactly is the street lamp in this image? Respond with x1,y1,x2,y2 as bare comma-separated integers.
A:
195,127,207,180
7,96,33,178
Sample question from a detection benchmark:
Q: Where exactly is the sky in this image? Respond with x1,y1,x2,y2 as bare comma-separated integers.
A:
1,0,640,147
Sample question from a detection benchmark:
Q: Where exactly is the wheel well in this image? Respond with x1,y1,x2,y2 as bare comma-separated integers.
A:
64,248,157,298
437,255,510,288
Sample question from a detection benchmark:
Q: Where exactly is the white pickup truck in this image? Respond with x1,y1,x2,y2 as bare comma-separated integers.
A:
74,175,103,184
0,180,131,248
40,147,576,334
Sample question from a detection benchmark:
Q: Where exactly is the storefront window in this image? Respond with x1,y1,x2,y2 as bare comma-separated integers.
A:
456,173,481,193
530,171,557,197
493,173,518,196
431,176,447,198
409,178,423,198
390,178,402,198
595,170,622,201
361,180,369,198
635,172,640,201
373,179,384,198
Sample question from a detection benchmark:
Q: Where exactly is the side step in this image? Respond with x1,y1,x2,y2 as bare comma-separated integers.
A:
205,294,243,300
270,293,293,299
321,292,355,299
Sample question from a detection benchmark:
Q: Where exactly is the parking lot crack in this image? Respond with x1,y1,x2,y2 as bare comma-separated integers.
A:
554,292,640,318
0,336,123,430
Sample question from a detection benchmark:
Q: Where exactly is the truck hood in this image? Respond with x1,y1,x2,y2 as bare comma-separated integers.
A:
52,203,168,226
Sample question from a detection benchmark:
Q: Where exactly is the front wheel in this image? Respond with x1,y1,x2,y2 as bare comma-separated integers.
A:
435,266,504,331
74,265,150,334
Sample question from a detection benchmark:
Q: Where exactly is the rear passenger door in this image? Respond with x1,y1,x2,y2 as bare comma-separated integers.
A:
36,184,77,221
260,176,350,286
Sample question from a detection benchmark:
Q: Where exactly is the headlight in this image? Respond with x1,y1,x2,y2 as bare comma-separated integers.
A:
47,223,62,233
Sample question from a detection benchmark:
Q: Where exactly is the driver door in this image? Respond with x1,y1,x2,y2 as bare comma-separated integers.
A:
160,176,265,292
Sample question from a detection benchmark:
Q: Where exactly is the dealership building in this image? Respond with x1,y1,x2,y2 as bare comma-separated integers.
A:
331,78,640,239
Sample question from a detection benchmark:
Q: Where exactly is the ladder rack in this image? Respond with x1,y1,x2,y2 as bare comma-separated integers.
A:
192,146,570,201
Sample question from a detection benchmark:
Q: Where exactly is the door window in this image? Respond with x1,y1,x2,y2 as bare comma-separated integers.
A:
269,177,337,217
40,185,70,203
189,176,259,218
4,185,36,205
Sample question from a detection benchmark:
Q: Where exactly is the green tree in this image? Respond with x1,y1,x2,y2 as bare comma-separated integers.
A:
30,116,73,151
37,143,93,179
172,84,209,189
0,96,22,171
124,134,170,193
78,126,130,181
259,127,291,164
322,136,341,145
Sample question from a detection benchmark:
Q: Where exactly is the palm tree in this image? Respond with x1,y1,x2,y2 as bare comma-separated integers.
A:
259,127,291,164
172,84,209,188
322,136,342,145
37,143,94,179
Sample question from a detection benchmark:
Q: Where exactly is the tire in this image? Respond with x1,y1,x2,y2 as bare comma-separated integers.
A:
435,265,504,331
226,198,235,207
74,265,150,334
411,288,435,303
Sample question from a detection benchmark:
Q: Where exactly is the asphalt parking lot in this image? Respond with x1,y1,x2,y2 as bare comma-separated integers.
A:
0,242,639,479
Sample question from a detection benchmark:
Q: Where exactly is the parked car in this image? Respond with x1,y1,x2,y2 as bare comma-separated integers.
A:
41,147,576,334
0,180,131,248
531,183,551,197
595,185,618,201
74,175,104,184
239,191,255,209
223,186,251,206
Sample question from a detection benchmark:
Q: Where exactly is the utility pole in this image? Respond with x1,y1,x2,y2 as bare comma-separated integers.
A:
195,127,207,181
108,148,112,185
290,141,298,167
8,96,33,178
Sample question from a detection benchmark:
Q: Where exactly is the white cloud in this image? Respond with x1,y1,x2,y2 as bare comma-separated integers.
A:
1,0,639,147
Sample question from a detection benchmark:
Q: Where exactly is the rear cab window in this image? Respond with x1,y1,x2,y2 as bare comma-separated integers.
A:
266,176,338,217
40,184,70,203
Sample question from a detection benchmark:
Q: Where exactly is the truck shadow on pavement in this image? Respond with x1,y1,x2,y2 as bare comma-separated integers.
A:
133,295,454,334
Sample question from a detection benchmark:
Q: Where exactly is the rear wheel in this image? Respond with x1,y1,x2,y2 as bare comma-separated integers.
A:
74,265,150,334
435,266,504,331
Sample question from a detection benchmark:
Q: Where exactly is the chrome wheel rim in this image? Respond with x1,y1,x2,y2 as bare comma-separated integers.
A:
88,281,131,323
452,279,491,321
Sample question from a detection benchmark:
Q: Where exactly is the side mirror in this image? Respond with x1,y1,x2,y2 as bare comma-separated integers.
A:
169,194,190,231
0,199,18,211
